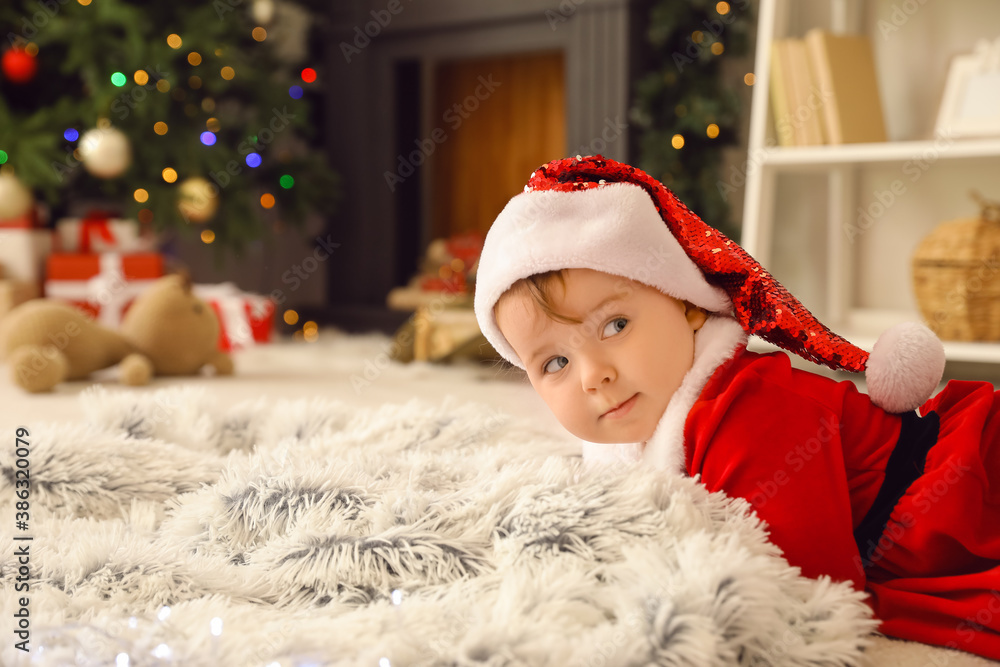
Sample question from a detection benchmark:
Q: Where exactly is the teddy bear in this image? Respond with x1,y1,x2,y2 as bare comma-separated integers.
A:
0,272,233,392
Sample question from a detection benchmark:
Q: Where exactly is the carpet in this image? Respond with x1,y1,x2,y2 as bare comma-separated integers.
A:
0,384,882,667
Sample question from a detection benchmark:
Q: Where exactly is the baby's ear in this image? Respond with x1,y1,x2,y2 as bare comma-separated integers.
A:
684,302,708,331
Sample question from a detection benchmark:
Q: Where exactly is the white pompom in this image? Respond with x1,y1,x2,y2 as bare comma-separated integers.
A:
865,322,946,413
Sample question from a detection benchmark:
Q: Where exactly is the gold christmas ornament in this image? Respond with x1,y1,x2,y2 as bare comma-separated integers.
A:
177,176,219,223
78,126,132,179
0,172,34,220
252,0,275,24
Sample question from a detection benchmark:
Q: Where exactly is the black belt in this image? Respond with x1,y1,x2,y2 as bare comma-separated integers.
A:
854,410,940,570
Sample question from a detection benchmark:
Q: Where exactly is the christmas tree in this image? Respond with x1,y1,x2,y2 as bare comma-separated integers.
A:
0,0,339,251
630,0,754,238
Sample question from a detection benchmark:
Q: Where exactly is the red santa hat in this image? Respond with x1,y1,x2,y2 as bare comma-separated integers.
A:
473,155,946,414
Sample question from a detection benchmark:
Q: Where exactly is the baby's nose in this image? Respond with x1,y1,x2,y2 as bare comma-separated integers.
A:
581,356,616,390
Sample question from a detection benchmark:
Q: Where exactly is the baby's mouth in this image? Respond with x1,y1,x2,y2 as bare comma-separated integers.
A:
600,393,638,419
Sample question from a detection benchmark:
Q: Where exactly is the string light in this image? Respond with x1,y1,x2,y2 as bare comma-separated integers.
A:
134,70,149,85
279,175,294,189
284,310,299,325
206,118,221,132
692,31,704,44
167,34,182,49
156,79,171,93
200,131,217,146
303,321,318,342
201,229,215,244
301,68,317,83
711,42,724,55
671,134,685,149
188,52,202,66
221,66,235,80
154,122,169,135
252,27,267,41
77,0,92,5
717,1,731,14
202,98,216,112
0,150,8,164
134,188,149,203
189,75,202,89
111,72,127,87
115,654,129,667
162,168,178,183
25,43,39,57
706,123,720,139
63,128,79,141
245,153,262,168
260,193,275,209
288,85,303,99
744,72,756,85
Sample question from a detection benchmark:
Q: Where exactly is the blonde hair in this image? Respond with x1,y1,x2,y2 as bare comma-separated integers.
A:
494,270,583,325
494,270,706,327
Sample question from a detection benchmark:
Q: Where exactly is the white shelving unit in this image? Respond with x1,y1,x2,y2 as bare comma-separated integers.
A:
741,0,1000,369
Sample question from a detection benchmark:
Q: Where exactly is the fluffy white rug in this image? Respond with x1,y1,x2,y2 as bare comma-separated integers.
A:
0,385,881,667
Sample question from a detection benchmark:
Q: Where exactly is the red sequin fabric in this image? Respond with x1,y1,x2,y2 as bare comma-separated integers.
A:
526,155,870,374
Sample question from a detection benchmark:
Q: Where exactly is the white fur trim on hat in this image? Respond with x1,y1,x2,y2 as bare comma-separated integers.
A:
474,183,732,369
865,322,946,414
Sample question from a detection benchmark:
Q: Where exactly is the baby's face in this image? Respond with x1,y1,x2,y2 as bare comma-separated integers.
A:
496,268,705,444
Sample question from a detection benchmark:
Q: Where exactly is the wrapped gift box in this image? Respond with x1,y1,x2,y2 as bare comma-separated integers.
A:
193,283,275,351
0,228,52,283
44,252,164,327
0,210,41,229
56,214,156,253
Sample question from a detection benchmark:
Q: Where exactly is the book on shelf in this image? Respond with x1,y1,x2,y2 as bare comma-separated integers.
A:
769,39,795,147
786,39,826,145
770,38,826,146
804,29,887,145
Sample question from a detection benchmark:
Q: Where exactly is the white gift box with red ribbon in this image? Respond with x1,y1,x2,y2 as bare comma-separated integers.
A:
56,215,157,254
0,229,52,283
193,283,275,351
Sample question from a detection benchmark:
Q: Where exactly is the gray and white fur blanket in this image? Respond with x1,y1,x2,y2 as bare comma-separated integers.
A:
0,387,877,666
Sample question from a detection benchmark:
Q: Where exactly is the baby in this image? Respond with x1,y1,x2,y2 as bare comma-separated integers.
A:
473,156,1000,660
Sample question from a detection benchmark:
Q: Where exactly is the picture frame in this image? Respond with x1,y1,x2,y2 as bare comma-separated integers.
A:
935,37,1000,138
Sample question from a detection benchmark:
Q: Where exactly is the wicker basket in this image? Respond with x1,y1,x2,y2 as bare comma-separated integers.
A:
912,193,1000,341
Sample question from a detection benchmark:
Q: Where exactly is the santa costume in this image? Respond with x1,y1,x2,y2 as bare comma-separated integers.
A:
474,155,1000,660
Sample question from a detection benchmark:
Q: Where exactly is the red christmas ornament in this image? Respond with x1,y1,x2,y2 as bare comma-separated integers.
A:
2,47,37,84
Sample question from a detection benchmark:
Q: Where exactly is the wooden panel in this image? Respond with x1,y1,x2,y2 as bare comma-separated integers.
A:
430,51,565,239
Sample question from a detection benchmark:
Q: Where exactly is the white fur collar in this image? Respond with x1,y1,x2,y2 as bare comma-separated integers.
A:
580,316,747,471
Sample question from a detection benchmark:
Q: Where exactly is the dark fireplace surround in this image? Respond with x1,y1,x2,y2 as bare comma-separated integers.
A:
318,0,642,332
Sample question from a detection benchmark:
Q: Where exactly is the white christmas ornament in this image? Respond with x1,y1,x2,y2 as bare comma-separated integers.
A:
177,177,219,223
252,0,275,24
79,127,132,179
0,172,34,219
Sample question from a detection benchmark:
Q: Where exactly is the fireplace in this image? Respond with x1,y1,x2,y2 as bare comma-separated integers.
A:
321,0,642,331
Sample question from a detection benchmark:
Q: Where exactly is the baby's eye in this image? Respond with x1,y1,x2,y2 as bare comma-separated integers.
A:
602,318,628,338
543,356,568,374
